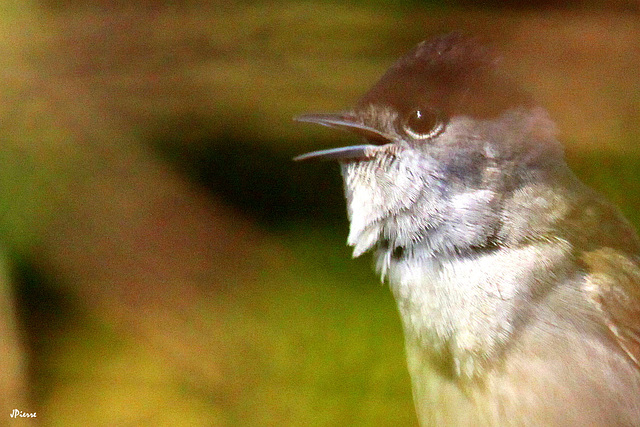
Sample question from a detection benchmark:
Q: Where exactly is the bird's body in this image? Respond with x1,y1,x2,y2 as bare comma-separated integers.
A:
380,170,640,425
295,34,640,425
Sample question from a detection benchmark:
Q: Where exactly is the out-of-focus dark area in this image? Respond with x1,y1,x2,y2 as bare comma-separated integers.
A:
0,0,638,425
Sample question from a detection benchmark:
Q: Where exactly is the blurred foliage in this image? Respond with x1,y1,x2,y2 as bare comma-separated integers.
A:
153,134,348,228
34,0,640,11
568,151,640,227
0,0,637,426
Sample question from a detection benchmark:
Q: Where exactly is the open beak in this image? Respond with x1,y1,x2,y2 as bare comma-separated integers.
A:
293,113,392,161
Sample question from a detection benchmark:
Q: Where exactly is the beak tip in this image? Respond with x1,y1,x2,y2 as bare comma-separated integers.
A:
291,151,327,162
294,113,334,126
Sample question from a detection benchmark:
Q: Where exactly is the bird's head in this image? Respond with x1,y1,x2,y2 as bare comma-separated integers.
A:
296,34,562,257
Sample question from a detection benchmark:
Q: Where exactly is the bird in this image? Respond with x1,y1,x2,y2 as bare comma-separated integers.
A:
294,33,640,426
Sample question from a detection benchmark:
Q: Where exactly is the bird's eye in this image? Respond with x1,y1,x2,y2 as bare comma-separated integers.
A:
402,108,445,139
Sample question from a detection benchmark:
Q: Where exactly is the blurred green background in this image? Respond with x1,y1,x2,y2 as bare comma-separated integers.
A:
0,0,638,425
